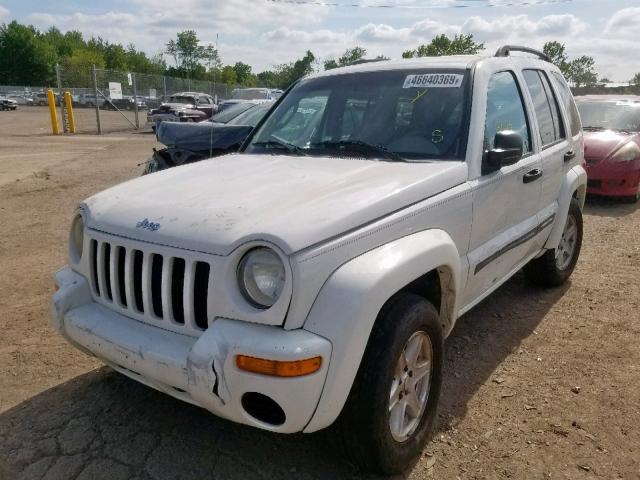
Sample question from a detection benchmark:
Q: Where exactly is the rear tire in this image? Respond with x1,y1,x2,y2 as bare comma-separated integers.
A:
524,198,583,287
337,293,443,474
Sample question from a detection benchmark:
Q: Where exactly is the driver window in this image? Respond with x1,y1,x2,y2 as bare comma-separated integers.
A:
484,71,532,155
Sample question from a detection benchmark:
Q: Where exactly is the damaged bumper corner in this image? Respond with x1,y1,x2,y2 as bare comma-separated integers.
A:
52,266,332,433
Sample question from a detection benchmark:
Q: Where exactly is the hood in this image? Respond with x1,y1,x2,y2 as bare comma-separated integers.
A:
156,121,252,151
82,154,468,256
584,130,639,163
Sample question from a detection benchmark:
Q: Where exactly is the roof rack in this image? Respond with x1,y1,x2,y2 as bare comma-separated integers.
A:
495,45,551,63
346,58,389,67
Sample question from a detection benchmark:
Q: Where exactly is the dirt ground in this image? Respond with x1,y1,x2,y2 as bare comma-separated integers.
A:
0,107,638,480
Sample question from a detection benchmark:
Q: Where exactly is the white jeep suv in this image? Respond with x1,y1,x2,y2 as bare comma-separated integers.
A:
52,46,586,474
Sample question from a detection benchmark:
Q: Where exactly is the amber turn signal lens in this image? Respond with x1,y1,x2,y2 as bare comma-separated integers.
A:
236,355,322,377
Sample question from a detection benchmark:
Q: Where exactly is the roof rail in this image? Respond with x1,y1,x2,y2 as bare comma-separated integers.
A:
495,45,551,63
346,58,389,67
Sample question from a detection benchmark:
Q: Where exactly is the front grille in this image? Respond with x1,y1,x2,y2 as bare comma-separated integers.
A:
88,237,212,334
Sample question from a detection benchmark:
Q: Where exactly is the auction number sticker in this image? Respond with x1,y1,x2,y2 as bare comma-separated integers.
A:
403,73,464,88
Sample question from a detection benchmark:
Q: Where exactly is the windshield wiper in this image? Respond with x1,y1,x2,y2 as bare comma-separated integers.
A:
583,126,606,131
310,140,405,162
252,140,308,156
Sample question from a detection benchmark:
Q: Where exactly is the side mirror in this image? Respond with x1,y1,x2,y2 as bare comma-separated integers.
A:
484,130,524,173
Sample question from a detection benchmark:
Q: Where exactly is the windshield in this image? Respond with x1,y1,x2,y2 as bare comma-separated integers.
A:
168,96,196,105
577,100,640,132
228,103,271,127
209,102,256,123
245,69,471,161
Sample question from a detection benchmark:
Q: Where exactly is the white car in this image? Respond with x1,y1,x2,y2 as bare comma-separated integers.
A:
52,46,586,474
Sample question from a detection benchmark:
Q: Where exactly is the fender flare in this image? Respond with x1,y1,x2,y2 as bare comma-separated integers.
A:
302,229,462,433
544,165,587,250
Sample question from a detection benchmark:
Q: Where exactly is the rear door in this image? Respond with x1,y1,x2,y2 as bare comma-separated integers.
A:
521,69,570,234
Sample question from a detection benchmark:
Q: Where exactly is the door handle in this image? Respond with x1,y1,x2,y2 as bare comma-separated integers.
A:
523,168,543,184
564,150,576,162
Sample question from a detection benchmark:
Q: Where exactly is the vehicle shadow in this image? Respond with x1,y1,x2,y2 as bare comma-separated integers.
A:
584,194,639,218
0,272,565,480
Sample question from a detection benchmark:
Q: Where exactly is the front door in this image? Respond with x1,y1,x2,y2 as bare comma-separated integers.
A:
463,70,542,307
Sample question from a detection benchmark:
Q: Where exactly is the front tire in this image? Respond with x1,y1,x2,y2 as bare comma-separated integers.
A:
524,198,583,287
337,293,443,474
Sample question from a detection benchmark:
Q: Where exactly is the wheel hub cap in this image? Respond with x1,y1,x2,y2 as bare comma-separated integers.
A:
555,214,577,270
388,331,433,442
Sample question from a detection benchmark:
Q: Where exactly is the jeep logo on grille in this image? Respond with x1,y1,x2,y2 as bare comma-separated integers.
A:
136,218,161,232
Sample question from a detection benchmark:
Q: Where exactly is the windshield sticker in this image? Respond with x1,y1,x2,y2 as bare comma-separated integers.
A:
403,73,463,89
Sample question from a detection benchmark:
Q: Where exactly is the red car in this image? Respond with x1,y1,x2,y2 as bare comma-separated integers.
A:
576,95,640,203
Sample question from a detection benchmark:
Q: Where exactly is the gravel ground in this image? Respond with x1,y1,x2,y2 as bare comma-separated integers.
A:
0,108,638,480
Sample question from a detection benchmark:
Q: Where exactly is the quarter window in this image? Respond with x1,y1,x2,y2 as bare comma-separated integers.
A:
523,70,566,146
551,72,581,136
484,71,532,154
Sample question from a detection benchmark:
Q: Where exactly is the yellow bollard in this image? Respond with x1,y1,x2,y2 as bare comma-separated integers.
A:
47,89,60,135
64,91,76,133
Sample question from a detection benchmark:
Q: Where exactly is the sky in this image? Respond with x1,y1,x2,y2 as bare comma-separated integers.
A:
1,0,639,81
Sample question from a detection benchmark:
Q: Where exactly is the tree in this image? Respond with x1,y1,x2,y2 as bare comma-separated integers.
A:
165,30,210,78
631,72,640,86
542,41,572,77
0,21,58,85
567,56,598,87
324,46,367,70
220,65,237,85
61,47,106,85
232,62,253,85
402,34,483,58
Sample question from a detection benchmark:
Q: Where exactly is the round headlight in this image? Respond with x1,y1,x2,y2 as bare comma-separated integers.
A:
69,214,84,263
238,248,285,309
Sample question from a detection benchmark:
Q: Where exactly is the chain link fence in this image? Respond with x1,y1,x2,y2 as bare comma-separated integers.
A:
56,65,241,134
1,65,241,134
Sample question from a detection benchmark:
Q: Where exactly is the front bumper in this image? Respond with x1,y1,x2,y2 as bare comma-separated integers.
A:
51,267,331,433
585,162,640,197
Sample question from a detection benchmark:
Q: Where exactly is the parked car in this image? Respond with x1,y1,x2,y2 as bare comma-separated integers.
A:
576,95,640,202
219,87,276,110
78,93,105,108
34,92,50,106
52,46,586,475
103,96,148,111
0,98,18,110
146,92,218,128
33,92,64,106
7,94,34,106
144,101,273,174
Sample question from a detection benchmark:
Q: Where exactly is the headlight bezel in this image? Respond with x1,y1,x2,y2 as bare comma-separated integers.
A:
69,213,85,264
237,247,286,309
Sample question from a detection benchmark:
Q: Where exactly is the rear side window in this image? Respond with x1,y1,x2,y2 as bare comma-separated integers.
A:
523,70,566,147
551,72,581,136
484,71,532,154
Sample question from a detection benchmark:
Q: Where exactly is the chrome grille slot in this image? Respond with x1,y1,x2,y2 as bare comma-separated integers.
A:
116,246,127,307
133,250,144,313
86,233,213,336
90,239,100,296
171,258,186,324
103,243,113,301
193,262,210,330
151,254,163,318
